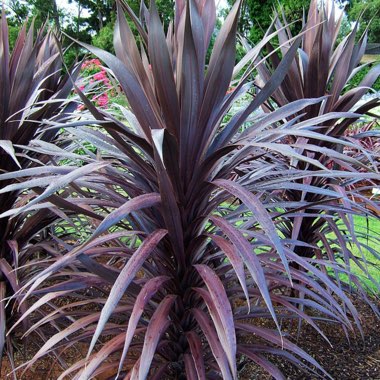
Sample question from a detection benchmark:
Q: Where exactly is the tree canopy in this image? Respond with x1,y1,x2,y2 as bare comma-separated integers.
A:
4,0,175,64
4,0,380,57
227,0,311,43
347,0,380,43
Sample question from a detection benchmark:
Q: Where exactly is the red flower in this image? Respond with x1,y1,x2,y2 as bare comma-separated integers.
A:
93,93,109,108
94,71,107,81
226,86,235,94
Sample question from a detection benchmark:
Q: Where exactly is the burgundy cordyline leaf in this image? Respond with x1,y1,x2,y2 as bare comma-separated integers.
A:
0,140,21,168
210,215,280,331
86,229,168,359
192,308,233,380
8,0,379,378
151,129,186,268
238,346,285,380
21,305,132,374
185,331,206,380
114,2,164,139
213,179,290,278
11,162,110,213
210,33,302,153
208,234,250,308
117,276,170,378
135,295,176,380
8,290,71,335
18,230,143,309
236,324,332,379
0,283,6,358
0,8,79,371
75,333,126,380
194,264,237,377
148,0,180,137
91,192,161,239
183,353,198,380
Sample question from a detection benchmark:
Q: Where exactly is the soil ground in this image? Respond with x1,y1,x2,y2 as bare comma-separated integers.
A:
240,297,380,379
1,297,379,380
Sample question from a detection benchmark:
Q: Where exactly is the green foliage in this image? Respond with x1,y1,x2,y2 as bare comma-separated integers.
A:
346,63,380,92
75,0,114,33
155,0,175,27
92,21,115,53
5,0,175,61
349,216,380,289
28,0,62,30
230,0,310,43
7,23,21,50
347,0,380,42
336,13,354,44
63,46,79,68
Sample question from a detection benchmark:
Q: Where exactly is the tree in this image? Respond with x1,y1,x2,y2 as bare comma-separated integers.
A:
228,0,310,43
28,0,62,30
347,0,380,43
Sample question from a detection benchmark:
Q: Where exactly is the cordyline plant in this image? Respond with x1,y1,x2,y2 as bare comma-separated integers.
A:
345,120,380,165
2,0,379,379
254,0,380,296
0,8,80,370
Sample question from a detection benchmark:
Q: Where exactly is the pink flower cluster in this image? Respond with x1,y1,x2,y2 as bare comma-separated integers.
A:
77,58,115,110
81,58,101,69
92,93,109,108
93,70,112,89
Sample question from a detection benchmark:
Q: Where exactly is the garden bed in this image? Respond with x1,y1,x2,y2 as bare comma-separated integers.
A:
1,297,378,380
240,297,380,379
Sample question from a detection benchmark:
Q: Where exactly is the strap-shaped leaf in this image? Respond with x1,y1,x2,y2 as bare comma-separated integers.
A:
200,0,216,50
148,0,180,137
0,165,79,181
77,254,120,283
197,0,241,157
0,283,6,360
86,229,167,358
212,34,301,151
236,323,331,379
177,0,202,184
238,346,285,380
70,39,163,137
77,333,126,380
184,353,198,380
210,215,280,333
152,129,185,267
19,230,142,303
237,96,327,140
8,162,109,215
9,289,70,335
213,179,291,279
0,140,21,168
23,305,132,374
185,331,206,380
117,276,170,378
137,294,176,380
194,264,237,378
192,308,233,380
92,192,161,239
208,234,250,309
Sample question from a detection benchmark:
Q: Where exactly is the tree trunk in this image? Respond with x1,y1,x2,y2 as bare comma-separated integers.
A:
51,0,61,31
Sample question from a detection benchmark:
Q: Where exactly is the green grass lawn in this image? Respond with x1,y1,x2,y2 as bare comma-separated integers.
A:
347,215,380,292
